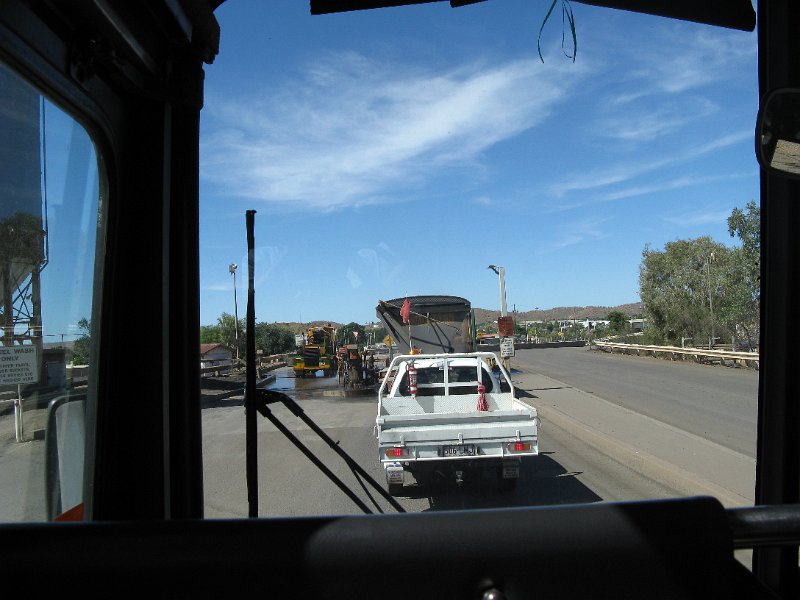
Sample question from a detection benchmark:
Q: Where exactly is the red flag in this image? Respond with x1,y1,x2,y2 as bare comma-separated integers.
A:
400,298,411,324
477,383,488,411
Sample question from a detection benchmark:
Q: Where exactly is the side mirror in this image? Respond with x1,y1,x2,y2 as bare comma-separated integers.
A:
756,88,800,178
45,394,86,521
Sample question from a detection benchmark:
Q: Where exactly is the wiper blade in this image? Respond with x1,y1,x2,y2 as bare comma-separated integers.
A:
254,389,406,514
243,209,404,517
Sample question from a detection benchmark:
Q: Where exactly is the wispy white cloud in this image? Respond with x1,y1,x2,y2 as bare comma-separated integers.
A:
591,26,754,148
473,195,493,206
548,130,751,199
202,283,230,292
538,217,612,254
602,173,750,202
549,173,751,212
597,99,718,142
651,31,755,95
201,52,581,211
662,208,732,227
620,27,756,96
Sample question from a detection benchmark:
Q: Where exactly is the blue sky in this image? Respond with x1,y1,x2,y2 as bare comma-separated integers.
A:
197,0,758,326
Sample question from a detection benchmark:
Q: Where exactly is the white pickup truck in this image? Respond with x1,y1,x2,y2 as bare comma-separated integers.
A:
375,352,539,495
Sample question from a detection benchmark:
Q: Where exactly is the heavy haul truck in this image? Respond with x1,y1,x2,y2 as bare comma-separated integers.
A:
293,325,336,378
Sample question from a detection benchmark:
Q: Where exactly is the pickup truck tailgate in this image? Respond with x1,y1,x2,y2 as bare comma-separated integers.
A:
377,408,537,445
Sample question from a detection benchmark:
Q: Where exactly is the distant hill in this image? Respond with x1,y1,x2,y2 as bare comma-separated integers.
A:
472,302,643,325
263,303,643,332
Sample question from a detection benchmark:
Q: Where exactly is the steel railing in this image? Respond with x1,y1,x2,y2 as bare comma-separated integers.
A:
592,341,759,366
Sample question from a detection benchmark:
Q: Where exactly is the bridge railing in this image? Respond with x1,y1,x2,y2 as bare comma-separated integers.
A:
200,354,290,378
591,340,759,368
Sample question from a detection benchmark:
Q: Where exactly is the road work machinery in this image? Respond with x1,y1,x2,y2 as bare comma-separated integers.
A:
293,325,336,378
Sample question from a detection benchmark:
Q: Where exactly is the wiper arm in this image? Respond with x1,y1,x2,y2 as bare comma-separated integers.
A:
253,389,405,514
243,209,404,517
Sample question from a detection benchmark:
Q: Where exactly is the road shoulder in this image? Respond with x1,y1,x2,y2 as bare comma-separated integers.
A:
514,369,755,507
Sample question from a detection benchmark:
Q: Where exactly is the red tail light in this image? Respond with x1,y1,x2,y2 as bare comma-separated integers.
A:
386,447,409,458
507,441,531,452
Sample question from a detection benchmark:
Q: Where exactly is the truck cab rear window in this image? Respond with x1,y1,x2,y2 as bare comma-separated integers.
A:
397,366,494,396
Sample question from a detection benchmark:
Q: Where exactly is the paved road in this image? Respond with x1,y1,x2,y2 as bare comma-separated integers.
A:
203,348,757,518
201,392,679,519
0,349,758,524
510,345,758,457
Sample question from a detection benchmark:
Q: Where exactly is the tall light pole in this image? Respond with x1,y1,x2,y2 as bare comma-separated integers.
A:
487,265,507,316
706,252,715,349
488,265,510,371
230,263,239,361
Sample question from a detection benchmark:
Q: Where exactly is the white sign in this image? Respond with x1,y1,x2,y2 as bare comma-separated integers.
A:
500,337,515,358
0,346,39,385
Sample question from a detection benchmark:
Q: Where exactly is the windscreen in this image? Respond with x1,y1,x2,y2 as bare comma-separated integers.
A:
197,2,758,568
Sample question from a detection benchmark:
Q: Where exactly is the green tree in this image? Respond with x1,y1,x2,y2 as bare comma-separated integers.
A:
526,323,547,341
201,313,245,357
222,312,246,356
727,200,760,284
639,237,736,346
200,324,222,344
593,322,609,339
337,322,365,346
564,322,586,340
254,323,295,356
607,311,628,334
72,318,91,365
514,320,527,336
726,201,760,349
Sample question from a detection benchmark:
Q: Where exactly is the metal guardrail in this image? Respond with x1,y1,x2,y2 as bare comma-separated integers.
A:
592,341,759,366
200,364,234,377
200,354,290,377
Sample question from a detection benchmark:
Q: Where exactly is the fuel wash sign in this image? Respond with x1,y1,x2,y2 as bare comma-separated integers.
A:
0,346,39,385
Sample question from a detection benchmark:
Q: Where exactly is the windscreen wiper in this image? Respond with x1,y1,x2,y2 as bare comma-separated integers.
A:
253,388,406,514
243,210,405,517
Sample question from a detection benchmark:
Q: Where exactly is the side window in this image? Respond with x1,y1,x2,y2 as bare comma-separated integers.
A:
0,63,103,523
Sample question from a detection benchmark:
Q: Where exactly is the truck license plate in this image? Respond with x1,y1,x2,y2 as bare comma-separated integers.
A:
441,444,476,457
386,467,404,484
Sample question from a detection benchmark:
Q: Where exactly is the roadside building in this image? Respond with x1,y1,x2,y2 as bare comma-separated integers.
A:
629,318,646,332
200,343,234,370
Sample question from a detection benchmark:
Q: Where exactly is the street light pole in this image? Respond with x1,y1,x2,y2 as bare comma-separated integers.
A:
230,263,239,361
488,265,507,316
488,265,510,370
